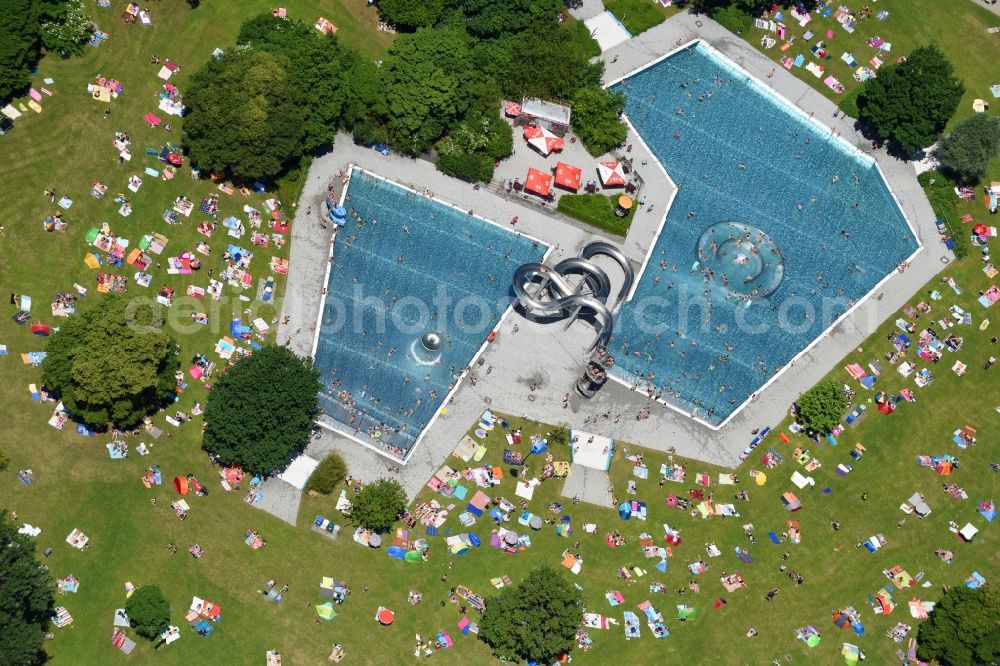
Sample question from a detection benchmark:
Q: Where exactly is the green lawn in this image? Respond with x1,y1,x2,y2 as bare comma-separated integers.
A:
604,0,678,36
745,1,1000,146
1,2,999,665
557,193,636,236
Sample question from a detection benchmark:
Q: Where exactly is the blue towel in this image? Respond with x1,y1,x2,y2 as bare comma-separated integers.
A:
768,531,780,544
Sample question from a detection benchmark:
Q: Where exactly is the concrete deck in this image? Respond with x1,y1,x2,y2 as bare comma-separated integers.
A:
271,12,950,508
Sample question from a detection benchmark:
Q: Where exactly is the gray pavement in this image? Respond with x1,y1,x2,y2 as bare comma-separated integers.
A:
268,12,950,510
971,0,1000,18
561,466,614,507
569,0,606,22
256,477,302,526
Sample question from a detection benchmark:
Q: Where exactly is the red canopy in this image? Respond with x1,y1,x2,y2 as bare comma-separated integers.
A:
554,162,582,191
524,124,564,155
504,101,521,117
597,161,627,187
524,168,553,197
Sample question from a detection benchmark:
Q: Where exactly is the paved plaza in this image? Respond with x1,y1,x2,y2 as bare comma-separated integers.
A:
272,11,952,514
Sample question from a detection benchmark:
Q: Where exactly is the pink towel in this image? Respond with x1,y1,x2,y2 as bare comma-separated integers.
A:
29,88,42,102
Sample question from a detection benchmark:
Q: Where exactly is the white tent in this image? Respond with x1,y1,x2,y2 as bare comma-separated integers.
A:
278,454,320,490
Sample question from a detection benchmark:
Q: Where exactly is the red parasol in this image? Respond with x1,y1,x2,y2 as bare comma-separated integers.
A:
973,223,989,237
524,124,564,155
144,112,162,127
504,101,521,117
597,161,627,187
377,608,395,625
553,162,582,191
524,168,553,197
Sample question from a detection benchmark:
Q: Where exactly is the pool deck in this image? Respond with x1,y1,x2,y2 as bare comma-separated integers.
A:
275,13,950,505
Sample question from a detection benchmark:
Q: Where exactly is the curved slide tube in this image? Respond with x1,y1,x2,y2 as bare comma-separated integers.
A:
512,241,634,351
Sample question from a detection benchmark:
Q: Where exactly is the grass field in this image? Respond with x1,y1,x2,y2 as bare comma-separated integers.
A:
604,0,679,36
556,193,636,236
1,1,999,665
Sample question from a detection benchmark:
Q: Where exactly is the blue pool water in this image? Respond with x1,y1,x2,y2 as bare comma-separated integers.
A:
609,42,916,425
314,170,546,456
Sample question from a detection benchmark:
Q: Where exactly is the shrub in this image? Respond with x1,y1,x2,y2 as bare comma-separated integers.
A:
713,5,752,34
437,151,495,183
305,452,348,495
0,449,8,473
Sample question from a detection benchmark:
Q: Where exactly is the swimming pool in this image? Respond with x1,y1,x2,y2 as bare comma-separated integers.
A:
608,41,918,426
313,169,546,458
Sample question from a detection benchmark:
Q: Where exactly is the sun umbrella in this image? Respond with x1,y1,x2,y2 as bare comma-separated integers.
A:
377,608,395,625
524,168,552,197
973,223,988,237
598,161,627,187
173,476,189,495
504,101,521,117
144,113,162,127
524,124,564,155
554,162,582,191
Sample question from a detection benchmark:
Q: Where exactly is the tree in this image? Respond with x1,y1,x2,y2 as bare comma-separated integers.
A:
237,15,352,152
505,21,602,102
459,0,562,39
125,586,171,641
0,0,41,103
547,425,570,448
39,0,94,56
794,380,847,434
305,452,348,495
203,345,321,475
479,567,583,663
377,0,448,31
571,85,627,156
0,511,54,665
917,586,1000,666
382,27,475,154
937,114,1000,185
857,45,964,153
183,50,307,181
435,107,512,182
350,478,407,533
42,295,179,430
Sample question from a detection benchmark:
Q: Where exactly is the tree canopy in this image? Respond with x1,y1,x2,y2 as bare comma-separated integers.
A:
236,15,353,153
42,295,179,430
125,585,171,641
937,114,1000,186
39,0,93,56
460,0,562,39
202,345,321,475
795,380,847,434
377,0,449,31
917,585,1000,666
0,511,54,665
350,478,408,533
571,85,627,156
857,45,964,153
479,567,583,662
381,26,475,155
0,0,41,103
183,49,306,181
